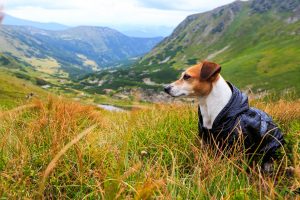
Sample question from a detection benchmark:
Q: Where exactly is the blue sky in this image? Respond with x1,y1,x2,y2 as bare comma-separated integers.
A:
2,0,237,27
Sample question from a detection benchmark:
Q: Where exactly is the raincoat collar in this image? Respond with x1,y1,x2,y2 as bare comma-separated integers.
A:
198,82,249,133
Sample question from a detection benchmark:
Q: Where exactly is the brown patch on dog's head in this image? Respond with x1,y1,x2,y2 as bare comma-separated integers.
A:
200,61,221,81
164,61,222,97
185,61,221,96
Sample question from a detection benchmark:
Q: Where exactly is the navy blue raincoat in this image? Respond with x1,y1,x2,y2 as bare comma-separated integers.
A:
198,82,284,162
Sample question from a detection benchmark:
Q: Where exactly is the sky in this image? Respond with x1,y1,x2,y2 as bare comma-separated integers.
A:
1,0,237,28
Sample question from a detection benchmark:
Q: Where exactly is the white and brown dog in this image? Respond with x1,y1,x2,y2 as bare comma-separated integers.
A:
164,61,230,129
164,61,284,171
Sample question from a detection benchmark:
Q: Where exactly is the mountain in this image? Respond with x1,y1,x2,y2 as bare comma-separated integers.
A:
3,14,69,31
0,25,163,78
139,0,300,92
83,0,300,95
3,14,172,37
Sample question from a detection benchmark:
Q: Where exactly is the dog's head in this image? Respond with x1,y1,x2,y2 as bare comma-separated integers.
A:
164,61,221,97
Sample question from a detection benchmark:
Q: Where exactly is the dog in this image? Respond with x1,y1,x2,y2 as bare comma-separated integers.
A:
164,61,284,172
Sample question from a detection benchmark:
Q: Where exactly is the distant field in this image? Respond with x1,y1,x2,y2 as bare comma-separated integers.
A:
23,57,63,76
0,96,299,199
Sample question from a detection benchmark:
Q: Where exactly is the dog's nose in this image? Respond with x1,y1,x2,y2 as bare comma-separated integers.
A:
164,85,172,94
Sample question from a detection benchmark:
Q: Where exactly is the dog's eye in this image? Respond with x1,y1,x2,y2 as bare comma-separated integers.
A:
183,74,191,80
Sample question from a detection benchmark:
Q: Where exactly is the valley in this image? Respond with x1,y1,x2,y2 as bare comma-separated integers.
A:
0,24,162,79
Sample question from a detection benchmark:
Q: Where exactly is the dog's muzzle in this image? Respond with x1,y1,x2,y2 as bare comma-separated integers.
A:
164,85,172,94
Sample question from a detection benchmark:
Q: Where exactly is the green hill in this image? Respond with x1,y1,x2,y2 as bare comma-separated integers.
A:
0,53,76,109
83,0,300,96
0,67,47,109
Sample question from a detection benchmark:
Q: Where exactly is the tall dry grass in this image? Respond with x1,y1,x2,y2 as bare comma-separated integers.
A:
0,97,299,199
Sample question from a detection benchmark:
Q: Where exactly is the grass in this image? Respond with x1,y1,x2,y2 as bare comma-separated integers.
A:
0,96,299,199
0,69,48,110
23,57,62,75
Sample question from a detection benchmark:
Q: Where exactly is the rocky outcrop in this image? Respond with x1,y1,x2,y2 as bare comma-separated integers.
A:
251,0,300,13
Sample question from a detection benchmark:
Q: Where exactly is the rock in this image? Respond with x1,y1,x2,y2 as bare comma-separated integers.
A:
103,89,113,94
41,85,51,89
211,22,225,34
26,92,35,99
251,0,300,13
140,150,148,156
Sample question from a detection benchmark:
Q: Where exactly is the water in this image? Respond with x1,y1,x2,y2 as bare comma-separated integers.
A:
97,104,124,112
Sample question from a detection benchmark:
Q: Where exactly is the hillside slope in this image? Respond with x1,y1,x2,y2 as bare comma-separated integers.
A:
140,0,300,92
0,67,48,109
0,53,81,105
0,25,162,78
84,0,300,95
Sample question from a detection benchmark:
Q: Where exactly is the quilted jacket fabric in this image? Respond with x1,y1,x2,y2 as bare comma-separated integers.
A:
198,82,284,162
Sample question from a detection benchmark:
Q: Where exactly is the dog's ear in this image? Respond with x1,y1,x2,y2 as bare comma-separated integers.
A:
200,61,221,81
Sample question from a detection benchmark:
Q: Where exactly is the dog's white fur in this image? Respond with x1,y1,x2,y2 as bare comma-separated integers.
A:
198,76,232,129
168,81,193,97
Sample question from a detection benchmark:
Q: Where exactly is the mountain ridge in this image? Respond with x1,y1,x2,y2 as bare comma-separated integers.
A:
0,24,163,78
3,13,173,37
3,14,69,31
79,0,300,96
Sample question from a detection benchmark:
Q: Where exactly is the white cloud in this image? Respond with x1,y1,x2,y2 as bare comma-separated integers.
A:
137,0,236,11
3,0,75,9
3,0,236,27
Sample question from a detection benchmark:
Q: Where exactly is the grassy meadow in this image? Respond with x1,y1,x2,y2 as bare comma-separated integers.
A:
0,69,48,110
0,95,299,199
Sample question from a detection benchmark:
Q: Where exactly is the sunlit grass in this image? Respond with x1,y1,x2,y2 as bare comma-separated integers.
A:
0,97,299,199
